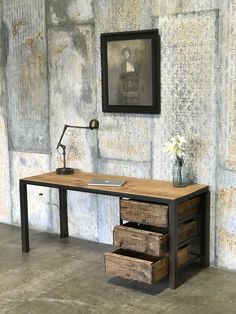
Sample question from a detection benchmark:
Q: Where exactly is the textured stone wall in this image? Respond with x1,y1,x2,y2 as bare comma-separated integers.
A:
47,0,98,240
0,0,98,237
151,0,219,15
3,0,49,153
0,0,236,270
216,0,236,269
0,2,11,224
153,9,218,262
1,0,51,231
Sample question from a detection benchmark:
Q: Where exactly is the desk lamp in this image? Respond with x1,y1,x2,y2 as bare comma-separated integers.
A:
56,119,99,175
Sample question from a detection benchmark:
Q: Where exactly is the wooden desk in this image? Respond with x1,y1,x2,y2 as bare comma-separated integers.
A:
19,170,210,289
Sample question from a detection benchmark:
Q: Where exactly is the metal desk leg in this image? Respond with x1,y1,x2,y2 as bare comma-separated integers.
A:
200,190,210,267
20,181,29,252
59,188,68,238
168,201,178,289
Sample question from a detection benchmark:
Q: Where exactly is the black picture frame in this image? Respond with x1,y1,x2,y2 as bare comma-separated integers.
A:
101,29,160,114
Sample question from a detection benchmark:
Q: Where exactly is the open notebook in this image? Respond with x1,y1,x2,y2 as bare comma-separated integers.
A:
87,179,126,187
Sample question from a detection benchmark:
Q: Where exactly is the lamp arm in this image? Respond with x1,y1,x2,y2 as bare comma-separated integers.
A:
66,125,90,129
56,124,91,150
56,125,68,149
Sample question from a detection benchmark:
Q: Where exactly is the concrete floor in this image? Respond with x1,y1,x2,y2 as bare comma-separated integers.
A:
0,223,236,314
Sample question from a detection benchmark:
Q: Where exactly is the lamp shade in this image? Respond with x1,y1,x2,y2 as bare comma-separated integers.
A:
89,119,99,130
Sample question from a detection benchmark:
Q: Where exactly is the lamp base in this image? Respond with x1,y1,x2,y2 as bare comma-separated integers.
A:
56,167,74,175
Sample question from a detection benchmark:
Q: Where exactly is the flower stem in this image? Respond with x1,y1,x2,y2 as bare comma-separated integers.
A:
176,155,183,186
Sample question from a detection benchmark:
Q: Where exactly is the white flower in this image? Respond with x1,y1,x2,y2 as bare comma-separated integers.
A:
163,135,186,159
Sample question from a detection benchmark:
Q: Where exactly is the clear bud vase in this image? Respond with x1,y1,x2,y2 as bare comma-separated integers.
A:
173,158,187,188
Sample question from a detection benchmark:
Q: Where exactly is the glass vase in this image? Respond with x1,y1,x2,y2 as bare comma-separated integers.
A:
173,158,187,188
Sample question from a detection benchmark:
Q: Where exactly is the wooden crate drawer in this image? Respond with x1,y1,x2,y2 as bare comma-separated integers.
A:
178,220,197,243
105,246,190,284
113,221,196,256
177,245,191,267
113,222,168,256
105,249,168,284
120,199,168,228
177,196,201,220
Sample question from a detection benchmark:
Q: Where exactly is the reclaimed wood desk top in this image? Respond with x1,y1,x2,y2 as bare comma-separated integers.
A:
20,170,208,203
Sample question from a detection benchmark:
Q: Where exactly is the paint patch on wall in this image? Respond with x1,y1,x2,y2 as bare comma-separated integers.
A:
0,112,11,223
98,159,151,179
47,0,94,25
10,151,51,231
97,195,119,244
151,0,219,16
48,25,96,172
98,116,153,162
3,0,49,153
0,13,11,224
48,23,98,240
217,185,236,269
217,229,236,269
219,1,236,171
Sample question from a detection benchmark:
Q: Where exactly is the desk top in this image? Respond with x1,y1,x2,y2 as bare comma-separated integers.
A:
21,170,208,203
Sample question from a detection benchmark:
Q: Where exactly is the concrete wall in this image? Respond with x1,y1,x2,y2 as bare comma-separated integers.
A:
0,3,11,224
216,0,236,269
0,0,235,270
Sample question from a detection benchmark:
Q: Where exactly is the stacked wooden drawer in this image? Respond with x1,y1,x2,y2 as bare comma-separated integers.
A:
105,197,200,284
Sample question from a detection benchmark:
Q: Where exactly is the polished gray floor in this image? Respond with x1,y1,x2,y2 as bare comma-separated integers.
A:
0,223,236,314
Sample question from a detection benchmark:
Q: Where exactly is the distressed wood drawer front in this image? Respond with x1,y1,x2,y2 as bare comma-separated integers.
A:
177,196,201,220
120,199,168,228
178,220,197,243
113,222,168,257
105,246,190,285
113,221,196,256
105,249,168,284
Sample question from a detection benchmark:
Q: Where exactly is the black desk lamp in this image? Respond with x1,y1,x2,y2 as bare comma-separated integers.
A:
56,119,99,175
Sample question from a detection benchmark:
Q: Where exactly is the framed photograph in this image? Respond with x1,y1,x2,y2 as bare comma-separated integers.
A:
100,29,160,114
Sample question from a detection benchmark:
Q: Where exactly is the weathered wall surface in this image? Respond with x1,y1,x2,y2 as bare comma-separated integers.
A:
153,10,218,262
216,0,236,269
1,0,51,231
0,2,11,224
0,0,235,270
151,0,219,15
216,169,236,269
10,152,51,230
47,0,98,240
3,0,49,153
